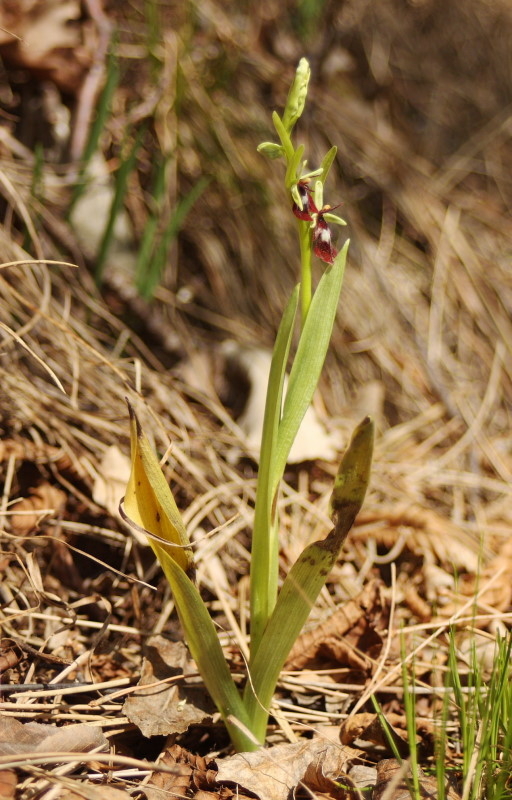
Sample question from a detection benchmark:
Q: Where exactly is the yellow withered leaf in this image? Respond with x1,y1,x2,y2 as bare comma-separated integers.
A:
124,401,194,577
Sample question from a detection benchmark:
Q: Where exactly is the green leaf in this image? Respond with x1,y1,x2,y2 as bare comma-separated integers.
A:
124,401,194,575
122,404,257,751
245,417,374,741
272,240,349,492
155,548,258,751
328,415,374,529
250,286,300,657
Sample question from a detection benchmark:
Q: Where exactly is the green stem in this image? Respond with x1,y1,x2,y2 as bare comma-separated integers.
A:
298,220,312,326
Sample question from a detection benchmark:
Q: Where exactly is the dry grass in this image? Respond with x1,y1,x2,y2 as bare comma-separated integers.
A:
1,0,512,795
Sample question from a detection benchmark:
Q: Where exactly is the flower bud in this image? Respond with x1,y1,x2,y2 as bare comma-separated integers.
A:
282,58,311,134
257,141,285,159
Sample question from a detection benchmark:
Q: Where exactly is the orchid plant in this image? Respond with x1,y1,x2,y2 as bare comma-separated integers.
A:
122,58,374,752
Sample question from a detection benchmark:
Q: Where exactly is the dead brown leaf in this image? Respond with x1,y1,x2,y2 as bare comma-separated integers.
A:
0,640,22,674
92,445,131,519
57,787,130,800
303,757,366,799
216,739,362,800
10,482,67,536
285,581,386,672
123,637,214,738
340,712,409,756
0,716,107,756
373,759,461,800
145,743,218,800
0,771,16,800
440,535,512,618
0,438,73,471
355,506,479,573
0,0,91,92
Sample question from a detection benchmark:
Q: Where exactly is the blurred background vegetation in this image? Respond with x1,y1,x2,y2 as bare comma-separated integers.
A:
1,0,512,442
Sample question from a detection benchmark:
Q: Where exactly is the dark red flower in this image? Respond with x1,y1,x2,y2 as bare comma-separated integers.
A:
312,215,337,264
292,180,316,221
292,180,342,264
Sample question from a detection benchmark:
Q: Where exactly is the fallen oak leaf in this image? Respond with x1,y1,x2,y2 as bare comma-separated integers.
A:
216,739,363,800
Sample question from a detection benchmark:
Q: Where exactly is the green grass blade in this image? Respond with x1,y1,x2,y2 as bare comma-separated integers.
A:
95,126,145,284
245,417,373,740
134,155,168,290
401,636,421,800
272,241,348,493
144,0,161,79
250,285,299,658
370,695,405,762
448,629,471,778
491,635,512,798
31,142,44,200
435,659,450,799
69,40,120,216
139,176,209,299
